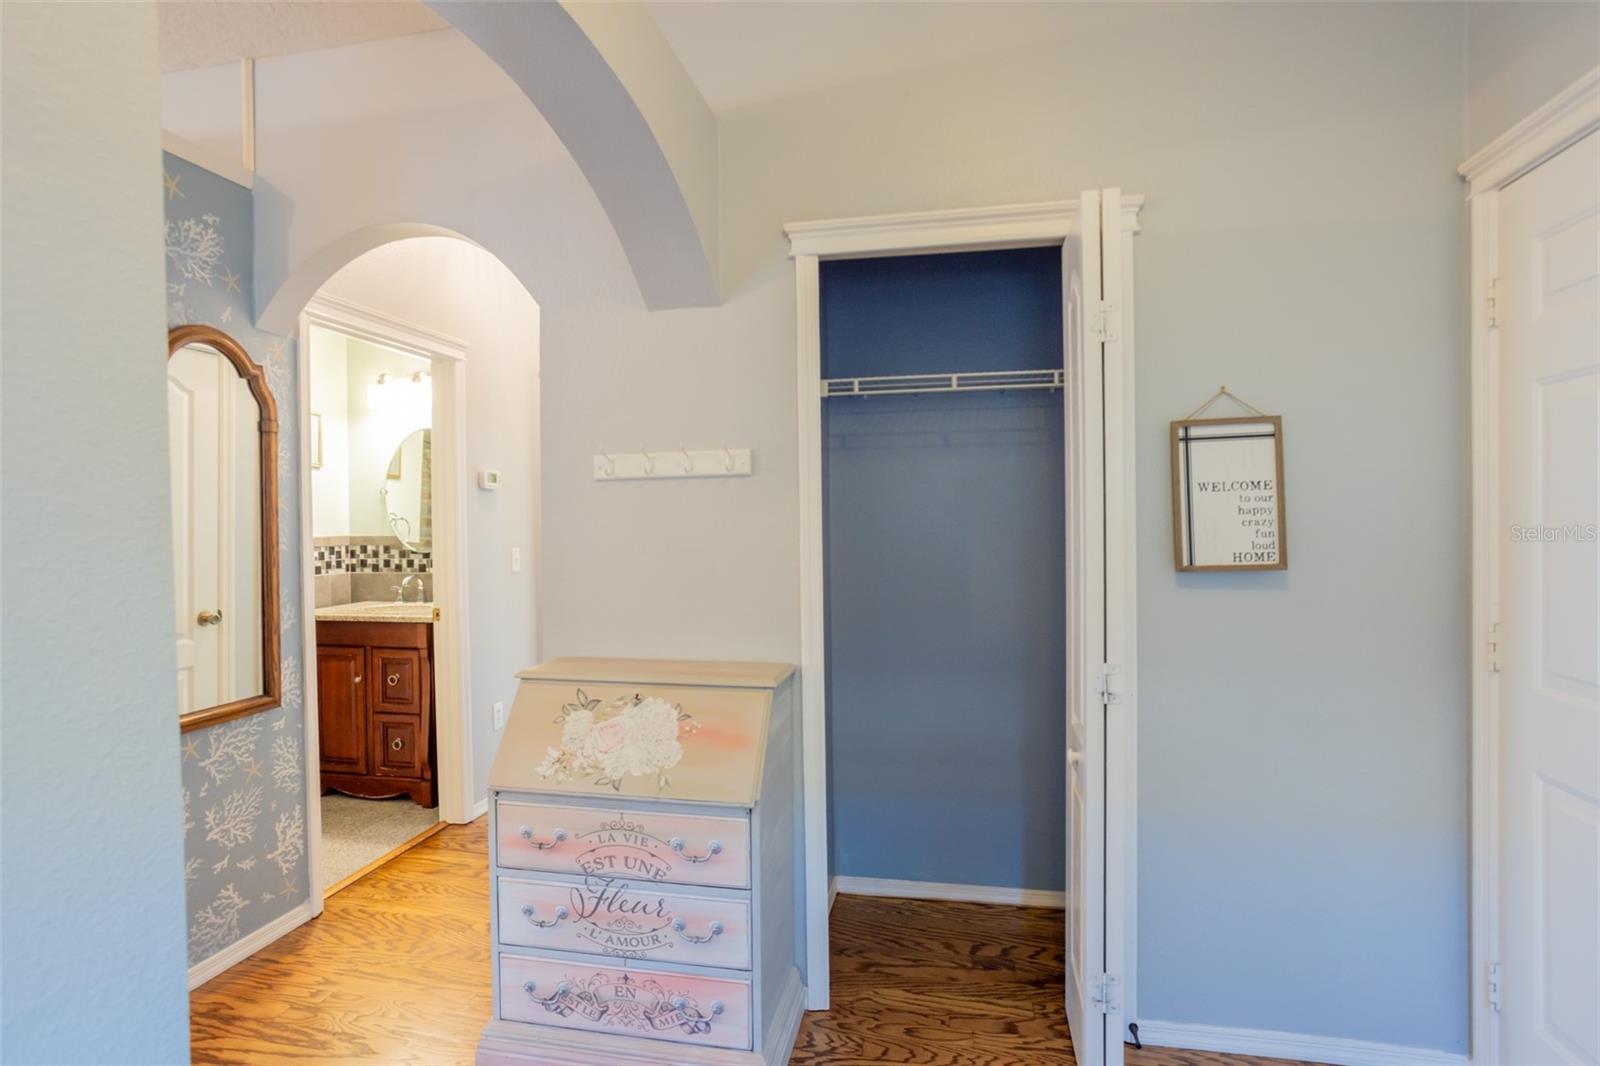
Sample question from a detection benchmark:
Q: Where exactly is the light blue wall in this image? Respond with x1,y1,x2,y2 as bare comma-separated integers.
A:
163,153,312,965
712,4,1471,1051
822,250,1066,888
1,5,191,1061
1466,1,1600,154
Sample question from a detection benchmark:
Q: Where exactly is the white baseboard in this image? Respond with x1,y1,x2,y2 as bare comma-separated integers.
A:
832,875,1064,909
471,797,488,821
828,876,838,912
187,897,316,990
1132,1019,1467,1066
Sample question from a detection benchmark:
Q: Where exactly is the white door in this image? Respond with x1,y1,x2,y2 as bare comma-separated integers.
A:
1497,129,1600,1066
1063,189,1127,1066
168,344,225,713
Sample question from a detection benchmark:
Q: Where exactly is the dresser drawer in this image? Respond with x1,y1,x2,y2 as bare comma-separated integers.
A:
499,952,752,1052
496,801,750,890
497,875,752,970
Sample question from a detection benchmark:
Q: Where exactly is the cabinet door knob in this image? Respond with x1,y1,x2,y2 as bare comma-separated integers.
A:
196,609,222,626
353,675,362,684
387,673,400,687
391,736,404,751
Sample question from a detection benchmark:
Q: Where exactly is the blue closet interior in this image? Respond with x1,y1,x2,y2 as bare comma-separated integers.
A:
821,247,1066,891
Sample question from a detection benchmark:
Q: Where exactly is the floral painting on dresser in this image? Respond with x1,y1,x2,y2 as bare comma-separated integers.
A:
165,152,311,965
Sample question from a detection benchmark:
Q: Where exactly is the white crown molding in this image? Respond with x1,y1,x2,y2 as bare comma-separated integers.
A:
1460,66,1600,194
1134,1019,1467,1066
785,196,1144,259
302,293,467,362
161,130,254,190
188,898,315,990
832,875,1065,909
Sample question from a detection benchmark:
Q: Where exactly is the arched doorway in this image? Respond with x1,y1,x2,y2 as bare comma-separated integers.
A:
285,233,541,902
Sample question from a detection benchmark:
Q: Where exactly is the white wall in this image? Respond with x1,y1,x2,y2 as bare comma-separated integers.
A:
309,325,351,537
160,60,245,175
1466,1,1600,153
344,340,431,538
248,30,639,333
317,237,541,801
1,3,192,1061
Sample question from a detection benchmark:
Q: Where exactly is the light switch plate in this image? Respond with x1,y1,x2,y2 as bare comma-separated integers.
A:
493,701,506,729
511,546,521,572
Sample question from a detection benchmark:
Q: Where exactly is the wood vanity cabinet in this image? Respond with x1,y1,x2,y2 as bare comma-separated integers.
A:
316,619,436,807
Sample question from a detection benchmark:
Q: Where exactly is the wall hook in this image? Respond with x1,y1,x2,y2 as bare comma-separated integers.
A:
721,441,735,473
679,442,694,473
641,447,654,475
599,448,616,476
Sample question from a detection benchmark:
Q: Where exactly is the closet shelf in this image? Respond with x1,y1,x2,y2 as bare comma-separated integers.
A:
821,368,1064,398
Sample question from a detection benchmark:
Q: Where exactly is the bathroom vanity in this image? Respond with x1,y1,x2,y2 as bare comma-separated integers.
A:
476,658,803,1066
315,602,438,807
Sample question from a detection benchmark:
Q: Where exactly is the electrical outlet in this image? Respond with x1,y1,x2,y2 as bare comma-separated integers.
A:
511,546,521,572
493,701,506,729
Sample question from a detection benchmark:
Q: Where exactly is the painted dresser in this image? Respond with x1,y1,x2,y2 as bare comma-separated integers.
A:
476,658,803,1066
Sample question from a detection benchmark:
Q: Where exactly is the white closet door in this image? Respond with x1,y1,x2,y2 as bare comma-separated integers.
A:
1497,130,1600,1066
1063,189,1113,1066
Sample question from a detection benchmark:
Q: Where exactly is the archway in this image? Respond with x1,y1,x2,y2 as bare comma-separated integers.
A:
285,232,542,903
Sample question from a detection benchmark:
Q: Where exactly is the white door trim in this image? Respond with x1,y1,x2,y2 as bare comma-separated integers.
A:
1460,67,1600,1066
1459,66,1600,196
297,295,475,870
785,198,1140,1018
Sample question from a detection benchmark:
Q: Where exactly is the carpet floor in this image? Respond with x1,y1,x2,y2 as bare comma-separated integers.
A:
319,793,438,890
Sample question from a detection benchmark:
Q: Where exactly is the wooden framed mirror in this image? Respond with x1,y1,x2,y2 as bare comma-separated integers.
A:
167,325,281,731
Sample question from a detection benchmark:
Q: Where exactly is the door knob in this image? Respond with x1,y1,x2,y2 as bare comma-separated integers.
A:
196,609,222,626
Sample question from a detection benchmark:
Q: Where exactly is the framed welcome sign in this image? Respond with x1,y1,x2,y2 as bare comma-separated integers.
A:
1171,414,1287,571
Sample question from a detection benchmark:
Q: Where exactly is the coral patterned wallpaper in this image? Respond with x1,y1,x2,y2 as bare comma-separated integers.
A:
164,152,311,965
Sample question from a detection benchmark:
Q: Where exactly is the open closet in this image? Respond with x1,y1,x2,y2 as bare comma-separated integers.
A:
822,247,1067,892
790,190,1139,1066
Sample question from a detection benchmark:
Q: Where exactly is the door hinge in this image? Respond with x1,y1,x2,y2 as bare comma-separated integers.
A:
1487,960,1502,1012
1486,622,1501,673
1091,973,1122,1014
1088,301,1121,343
1485,277,1499,330
1095,663,1123,705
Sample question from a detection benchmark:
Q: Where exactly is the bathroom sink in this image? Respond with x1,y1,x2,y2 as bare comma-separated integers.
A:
315,601,437,623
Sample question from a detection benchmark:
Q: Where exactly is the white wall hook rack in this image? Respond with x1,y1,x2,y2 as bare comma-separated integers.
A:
593,444,752,481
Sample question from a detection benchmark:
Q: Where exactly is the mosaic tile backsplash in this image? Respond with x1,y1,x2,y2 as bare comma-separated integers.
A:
313,537,432,576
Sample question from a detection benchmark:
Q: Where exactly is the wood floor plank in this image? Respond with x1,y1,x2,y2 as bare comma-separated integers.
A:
191,819,1310,1066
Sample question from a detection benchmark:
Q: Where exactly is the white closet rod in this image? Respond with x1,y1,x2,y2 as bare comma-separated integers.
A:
821,368,1063,398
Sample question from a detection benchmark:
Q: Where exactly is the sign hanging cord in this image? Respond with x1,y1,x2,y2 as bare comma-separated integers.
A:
1184,385,1268,420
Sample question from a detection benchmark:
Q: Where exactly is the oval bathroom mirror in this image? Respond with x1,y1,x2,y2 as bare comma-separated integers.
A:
379,427,432,553
167,325,281,732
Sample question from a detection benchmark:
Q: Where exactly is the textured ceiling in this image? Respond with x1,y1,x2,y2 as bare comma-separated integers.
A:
158,1,446,72
646,1,1130,113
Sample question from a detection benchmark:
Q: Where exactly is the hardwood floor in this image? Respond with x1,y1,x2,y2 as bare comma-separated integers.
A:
191,818,1307,1066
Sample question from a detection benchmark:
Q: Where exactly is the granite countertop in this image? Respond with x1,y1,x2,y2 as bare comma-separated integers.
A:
314,601,437,623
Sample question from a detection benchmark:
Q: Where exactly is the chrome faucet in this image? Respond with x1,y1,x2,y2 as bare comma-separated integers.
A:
400,573,426,603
